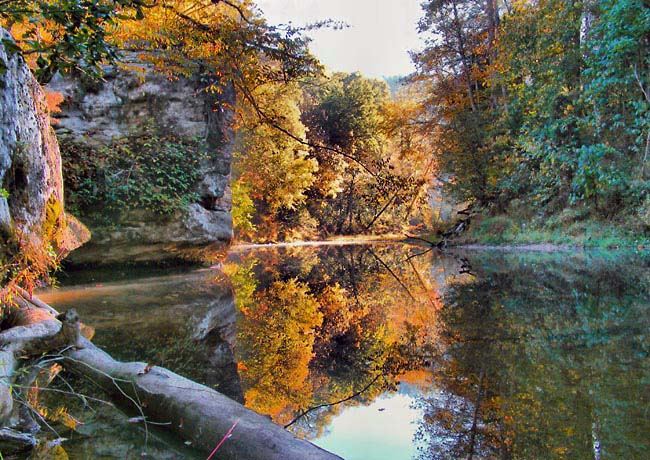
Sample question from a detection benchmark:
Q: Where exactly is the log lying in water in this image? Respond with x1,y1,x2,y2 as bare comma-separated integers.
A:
0,292,342,460
64,339,342,460
0,307,67,425
0,296,78,452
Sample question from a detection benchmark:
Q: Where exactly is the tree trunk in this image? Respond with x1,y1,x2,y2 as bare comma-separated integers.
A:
452,0,478,112
63,340,341,460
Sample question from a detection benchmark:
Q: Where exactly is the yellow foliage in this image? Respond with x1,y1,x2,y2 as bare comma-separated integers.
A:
46,363,63,385
109,0,249,78
29,443,69,460
237,279,322,420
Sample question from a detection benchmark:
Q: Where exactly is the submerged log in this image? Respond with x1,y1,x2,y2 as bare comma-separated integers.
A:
1,293,342,460
0,427,38,454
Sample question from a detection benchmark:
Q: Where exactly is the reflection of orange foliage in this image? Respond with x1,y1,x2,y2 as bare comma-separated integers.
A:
380,262,443,345
26,371,83,431
398,369,433,388
237,279,323,423
319,283,358,337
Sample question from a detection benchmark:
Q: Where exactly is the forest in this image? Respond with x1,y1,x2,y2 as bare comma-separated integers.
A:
0,0,649,458
3,0,649,250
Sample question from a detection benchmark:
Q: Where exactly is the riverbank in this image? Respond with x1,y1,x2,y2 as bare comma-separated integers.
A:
420,212,650,250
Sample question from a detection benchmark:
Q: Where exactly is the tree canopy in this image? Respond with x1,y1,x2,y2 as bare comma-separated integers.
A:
412,0,650,226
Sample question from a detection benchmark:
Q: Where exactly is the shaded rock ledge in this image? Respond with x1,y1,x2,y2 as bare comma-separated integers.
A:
46,54,235,265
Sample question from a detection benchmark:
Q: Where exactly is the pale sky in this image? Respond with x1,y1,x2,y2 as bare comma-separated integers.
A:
255,0,424,78
313,390,423,460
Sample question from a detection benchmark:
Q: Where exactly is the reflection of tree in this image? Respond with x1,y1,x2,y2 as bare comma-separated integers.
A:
237,278,323,424
416,253,650,460
227,244,446,436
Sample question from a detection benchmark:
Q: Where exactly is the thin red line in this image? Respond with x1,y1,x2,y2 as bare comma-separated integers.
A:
206,419,240,460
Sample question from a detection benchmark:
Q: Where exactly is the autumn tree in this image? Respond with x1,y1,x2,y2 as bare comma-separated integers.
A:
0,0,152,82
300,73,431,235
412,0,508,207
232,82,319,241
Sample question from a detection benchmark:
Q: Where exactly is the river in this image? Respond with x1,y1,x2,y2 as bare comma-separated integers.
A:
33,243,650,460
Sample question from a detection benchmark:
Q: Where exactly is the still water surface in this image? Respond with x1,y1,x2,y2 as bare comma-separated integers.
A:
37,243,650,459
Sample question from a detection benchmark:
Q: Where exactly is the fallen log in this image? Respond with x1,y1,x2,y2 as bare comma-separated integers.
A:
63,339,342,460
1,293,343,460
0,427,38,453
0,305,65,427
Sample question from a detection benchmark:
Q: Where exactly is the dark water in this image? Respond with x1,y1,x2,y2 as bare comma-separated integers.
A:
33,244,650,460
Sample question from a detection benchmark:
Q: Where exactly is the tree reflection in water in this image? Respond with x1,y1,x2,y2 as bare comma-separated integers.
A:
227,247,650,459
225,243,448,436
416,252,650,460
38,245,650,459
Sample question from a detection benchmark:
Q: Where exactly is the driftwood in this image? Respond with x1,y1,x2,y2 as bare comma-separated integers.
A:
0,295,79,453
0,292,343,460
405,205,479,249
0,305,71,426
0,427,38,451
64,340,341,460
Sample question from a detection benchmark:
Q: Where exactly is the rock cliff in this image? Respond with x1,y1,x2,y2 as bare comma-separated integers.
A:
0,28,89,267
47,54,234,264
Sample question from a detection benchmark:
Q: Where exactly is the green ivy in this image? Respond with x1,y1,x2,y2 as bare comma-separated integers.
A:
0,187,8,199
60,128,207,217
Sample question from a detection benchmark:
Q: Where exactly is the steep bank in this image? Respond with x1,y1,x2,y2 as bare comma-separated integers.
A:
0,28,89,278
47,53,234,265
418,207,650,250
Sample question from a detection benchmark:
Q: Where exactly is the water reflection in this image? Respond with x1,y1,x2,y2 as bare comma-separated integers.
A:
417,251,650,460
225,244,446,434
36,246,650,460
314,385,424,460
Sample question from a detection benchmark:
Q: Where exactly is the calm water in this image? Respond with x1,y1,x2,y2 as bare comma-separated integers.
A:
34,243,650,460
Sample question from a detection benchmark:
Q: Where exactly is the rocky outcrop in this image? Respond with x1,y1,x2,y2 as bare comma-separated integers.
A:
47,54,234,264
0,28,89,263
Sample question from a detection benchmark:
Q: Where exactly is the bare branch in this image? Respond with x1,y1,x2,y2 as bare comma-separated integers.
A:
284,374,384,429
633,63,650,102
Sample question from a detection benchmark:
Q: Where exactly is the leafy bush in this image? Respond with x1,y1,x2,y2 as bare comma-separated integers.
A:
479,216,519,238
543,207,591,231
61,127,206,217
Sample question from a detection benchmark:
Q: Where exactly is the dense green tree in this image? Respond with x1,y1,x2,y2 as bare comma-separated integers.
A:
301,72,431,235
414,0,650,224
303,72,389,233
581,0,650,198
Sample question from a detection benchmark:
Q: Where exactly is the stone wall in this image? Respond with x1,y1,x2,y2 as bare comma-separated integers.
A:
0,28,88,263
46,54,234,264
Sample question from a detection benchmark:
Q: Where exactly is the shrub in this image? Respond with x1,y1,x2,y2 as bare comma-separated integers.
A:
479,216,518,237
60,126,206,217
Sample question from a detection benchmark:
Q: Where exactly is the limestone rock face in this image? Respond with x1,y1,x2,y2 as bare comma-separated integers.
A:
47,54,234,264
0,28,88,260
